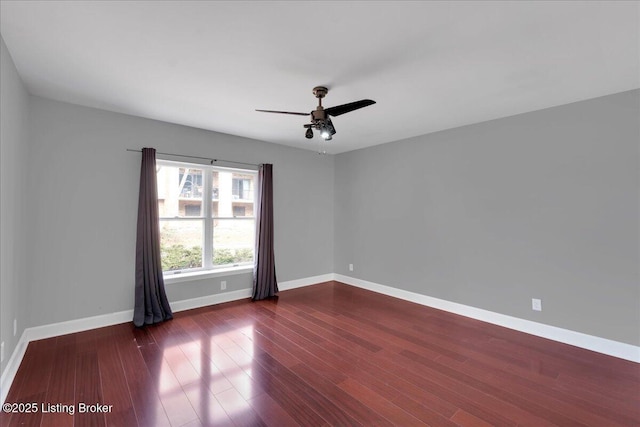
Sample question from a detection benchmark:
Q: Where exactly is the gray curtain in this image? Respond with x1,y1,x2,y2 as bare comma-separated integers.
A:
252,163,278,300
133,147,173,327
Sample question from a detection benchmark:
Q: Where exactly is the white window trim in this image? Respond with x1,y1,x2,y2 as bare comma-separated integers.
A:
163,265,253,285
157,159,257,280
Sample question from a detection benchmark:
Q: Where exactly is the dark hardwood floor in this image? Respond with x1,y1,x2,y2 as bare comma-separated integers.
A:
1,281,639,426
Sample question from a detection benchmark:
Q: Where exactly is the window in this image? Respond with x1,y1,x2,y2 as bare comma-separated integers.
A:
156,160,257,274
233,177,252,200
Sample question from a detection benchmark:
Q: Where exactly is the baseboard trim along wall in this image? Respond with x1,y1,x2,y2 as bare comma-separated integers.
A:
278,273,335,291
0,332,28,406
334,274,640,364
2,272,638,404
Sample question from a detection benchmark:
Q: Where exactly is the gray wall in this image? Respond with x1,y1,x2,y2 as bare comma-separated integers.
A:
0,37,30,374
25,96,334,327
334,90,640,346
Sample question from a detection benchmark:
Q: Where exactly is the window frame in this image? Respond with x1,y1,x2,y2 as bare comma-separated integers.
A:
156,159,258,280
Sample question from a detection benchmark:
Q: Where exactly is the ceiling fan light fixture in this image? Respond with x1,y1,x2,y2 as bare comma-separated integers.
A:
320,118,336,141
257,86,375,142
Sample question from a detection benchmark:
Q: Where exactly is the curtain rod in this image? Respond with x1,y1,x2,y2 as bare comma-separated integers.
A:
126,148,260,167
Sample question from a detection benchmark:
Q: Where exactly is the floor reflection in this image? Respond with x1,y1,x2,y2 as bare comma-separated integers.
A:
157,322,258,425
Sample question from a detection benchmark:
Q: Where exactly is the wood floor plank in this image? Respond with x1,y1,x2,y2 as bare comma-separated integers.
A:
235,325,301,368
373,349,519,427
337,377,429,426
463,354,640,425
290,362,394,427
242,356,329,426
252,315,368,388
74,351,106,427
451,409,496,427
413,350,584,427
116,333,172,427
348,359,460,424
161,341,202,387
96,336,138,427
250,319,349,384
295,310,383,353
320,305,467,362
2,281,639,427
214,387,266,427
178,340,235,395
182,381,235,427
247,391,300,427
555,371,640,410
398,347,569,426
138,345,199,427
40,339,76,427
253,351,362,426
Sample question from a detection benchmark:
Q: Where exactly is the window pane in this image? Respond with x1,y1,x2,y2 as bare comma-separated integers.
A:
232,174,254,200
160,219,203,271
213,219,254,266
213,171,255,218
157,165,203,217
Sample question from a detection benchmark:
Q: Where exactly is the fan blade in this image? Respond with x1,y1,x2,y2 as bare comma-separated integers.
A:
325,99,376,117
256,109,309,116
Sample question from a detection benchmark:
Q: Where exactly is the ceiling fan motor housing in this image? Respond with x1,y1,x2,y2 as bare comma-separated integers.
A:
311,109,326,122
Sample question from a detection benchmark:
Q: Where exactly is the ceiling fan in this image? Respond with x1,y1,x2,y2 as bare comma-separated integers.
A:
256,86,376,141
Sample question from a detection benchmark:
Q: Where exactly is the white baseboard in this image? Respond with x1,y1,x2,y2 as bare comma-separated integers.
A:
334,274,640,363
171,288,252,312
0,332,29,405
23,309,134,343
278,273,335,291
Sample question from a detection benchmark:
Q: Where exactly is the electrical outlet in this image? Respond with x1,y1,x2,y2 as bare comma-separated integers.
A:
1,342,4,363
532,298,542,311
13,318,17,336
221,281,227,290
349,264,353,271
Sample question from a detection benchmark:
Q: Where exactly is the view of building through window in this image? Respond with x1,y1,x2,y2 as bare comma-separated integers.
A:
156,161,256,272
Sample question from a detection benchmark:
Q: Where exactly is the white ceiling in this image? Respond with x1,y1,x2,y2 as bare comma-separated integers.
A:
1,1,638,154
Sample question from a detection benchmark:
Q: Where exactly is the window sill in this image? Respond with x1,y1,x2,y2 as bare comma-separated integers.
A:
164,266,253,285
